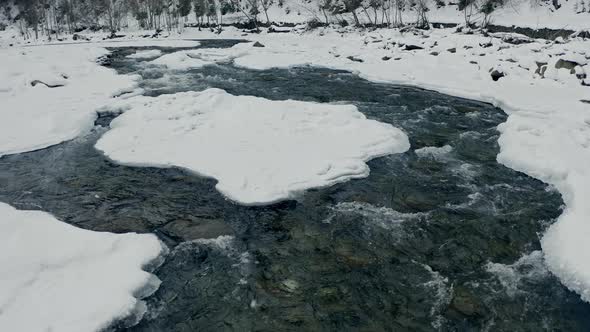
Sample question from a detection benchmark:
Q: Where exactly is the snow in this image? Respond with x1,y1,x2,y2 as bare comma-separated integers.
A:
0,202,164,332
0,38,203,158
0,45,137,157
150,43,251,70
127,49,163,59
95,88,410,205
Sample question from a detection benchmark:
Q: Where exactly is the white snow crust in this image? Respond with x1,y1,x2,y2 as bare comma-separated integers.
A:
127,49,163,59
0,45,137,157
95,88,410,205
0,202,164,332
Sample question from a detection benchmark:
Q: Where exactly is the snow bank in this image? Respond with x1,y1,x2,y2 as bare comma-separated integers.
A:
95,88,409,205
0,203,164,332
0,45,138,157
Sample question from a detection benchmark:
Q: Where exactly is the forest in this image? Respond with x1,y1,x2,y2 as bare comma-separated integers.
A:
3,0,511,39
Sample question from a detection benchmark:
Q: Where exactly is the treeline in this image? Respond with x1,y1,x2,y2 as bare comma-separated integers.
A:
5,0,508,39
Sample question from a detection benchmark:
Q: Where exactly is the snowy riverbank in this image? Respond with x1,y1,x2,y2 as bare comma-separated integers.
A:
1,23,590,329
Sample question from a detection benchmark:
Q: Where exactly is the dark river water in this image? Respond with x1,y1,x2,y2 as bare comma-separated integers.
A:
1,40,589,331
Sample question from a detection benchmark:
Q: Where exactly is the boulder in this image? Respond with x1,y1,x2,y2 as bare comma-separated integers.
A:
404,44,424,51
252,41,265,47
555,58,579,72
489,68,505,81
574,66,587,79
447,47,456,53
347,55,364,63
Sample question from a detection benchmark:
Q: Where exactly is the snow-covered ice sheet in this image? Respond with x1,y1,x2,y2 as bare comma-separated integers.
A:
127,49,163,59
0,202,164,332
95,88,410,205
0,39,203,157
150,42,252,70
0,45,138,157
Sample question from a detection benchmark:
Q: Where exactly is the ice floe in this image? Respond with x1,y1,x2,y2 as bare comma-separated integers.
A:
0,203,164,332
127,49,163,59
95,88,410,205
0,45,138,157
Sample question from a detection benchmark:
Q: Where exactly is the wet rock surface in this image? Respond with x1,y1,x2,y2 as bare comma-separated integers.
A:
1,41,589,331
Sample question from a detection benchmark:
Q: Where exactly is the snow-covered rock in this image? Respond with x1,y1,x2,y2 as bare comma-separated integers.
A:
0,203,164,332
95,88,410,205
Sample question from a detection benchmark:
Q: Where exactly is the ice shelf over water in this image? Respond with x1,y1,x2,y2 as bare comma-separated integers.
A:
95,88,410,205
0,203,164,332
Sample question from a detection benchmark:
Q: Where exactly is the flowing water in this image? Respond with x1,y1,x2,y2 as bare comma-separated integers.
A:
1,41,589,331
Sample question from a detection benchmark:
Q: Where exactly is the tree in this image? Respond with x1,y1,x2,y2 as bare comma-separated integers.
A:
415,0,428,28
458,0,476,27
260,0,273,23
333,0,362,25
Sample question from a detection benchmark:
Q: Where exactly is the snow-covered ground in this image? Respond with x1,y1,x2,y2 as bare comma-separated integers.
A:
95,88,409,205
0,202,164,332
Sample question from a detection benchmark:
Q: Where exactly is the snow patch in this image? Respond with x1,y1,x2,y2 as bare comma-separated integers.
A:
127,49,163,59
0,203,164,332
0,45,138,157
150,43,252,70
95,88,409,205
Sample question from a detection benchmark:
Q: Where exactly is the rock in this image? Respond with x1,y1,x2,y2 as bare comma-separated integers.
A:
490,68,505,81
30,80,65,88
450,287,483,317
469,61,478,65
394,57,402,60
382,56,391,61
280,279,299,293
479,41,493,48
404,44,424,51
580,99,590,104
535,64,548,77
555,58,579,72
574,66,587,79
447,47,456,53
347,55,364,63
160,218,234,242
252,41,265,47
430,51,439,56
